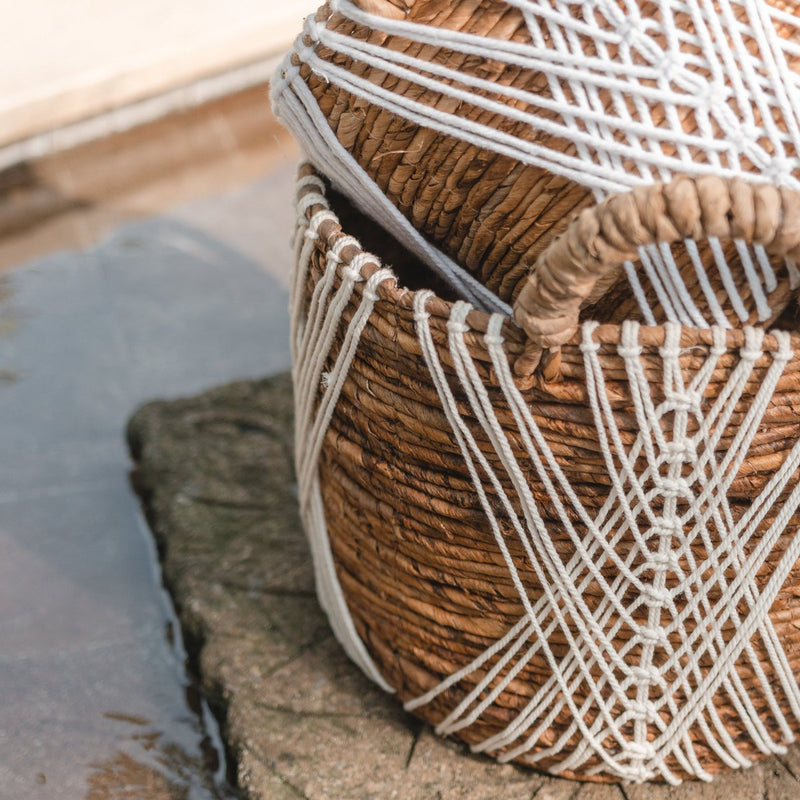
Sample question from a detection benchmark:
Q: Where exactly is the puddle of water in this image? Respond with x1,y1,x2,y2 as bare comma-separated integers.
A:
86,750,189,800
121,508,239,800
0,276,19,382
0,162,295,799
0,275,20,329
84,708,235,800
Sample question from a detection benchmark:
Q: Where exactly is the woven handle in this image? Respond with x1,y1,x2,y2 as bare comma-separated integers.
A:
513,175,800,380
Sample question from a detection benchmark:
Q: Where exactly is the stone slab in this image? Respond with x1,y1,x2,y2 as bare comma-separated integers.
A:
127,372,800,799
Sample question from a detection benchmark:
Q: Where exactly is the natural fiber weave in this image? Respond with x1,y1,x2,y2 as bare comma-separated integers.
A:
274,0,800,328
292,164,800,783
513,174,800,378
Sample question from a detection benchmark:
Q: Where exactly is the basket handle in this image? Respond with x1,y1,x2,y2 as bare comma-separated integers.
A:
512,175,800,380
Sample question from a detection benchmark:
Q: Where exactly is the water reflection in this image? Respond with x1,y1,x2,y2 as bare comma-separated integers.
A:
0,276,19,382
0,166,293,799
84,712,235,800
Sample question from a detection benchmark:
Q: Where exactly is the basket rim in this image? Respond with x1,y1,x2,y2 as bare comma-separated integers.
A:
297,164,800,364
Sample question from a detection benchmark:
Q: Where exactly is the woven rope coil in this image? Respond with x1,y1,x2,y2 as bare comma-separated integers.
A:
272,0,800,329
291,164,800,784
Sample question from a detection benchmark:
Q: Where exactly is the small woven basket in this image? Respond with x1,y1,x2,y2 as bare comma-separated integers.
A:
292,163,800,784
274,0,800,328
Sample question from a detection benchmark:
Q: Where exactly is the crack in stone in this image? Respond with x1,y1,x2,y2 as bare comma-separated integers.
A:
777,755,800,782
254,704,380,720
404,718,425,769
263,760,310,800
188,495,286,512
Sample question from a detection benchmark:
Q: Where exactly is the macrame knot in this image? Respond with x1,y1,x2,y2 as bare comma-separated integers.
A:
648,515,684,538
616,16,649,46
413,292,432,324
728,122,759,152
617,343,643,359
484,315,505,348
361,269,393,303
349,252,380,277
627,763,655,783
646,550,682,573
763,155,793,186
663,439,697,463
659,476,692,499
741,328,766,359
771,333,793,363
655,52,680,83
579,337,601,354
331,235,359,261
664,391,701,413
636,626,668,646
740,345,764,362
630,666,667,688
342,265,362,282
629,700,659,723
622,741,657,762
697,81,732,115
307,209,336,240
658,344,682,360
448,302,473,336
641,584,673,607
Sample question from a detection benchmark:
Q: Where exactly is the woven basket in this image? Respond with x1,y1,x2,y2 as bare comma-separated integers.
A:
292,163,800,784
275,0,800,328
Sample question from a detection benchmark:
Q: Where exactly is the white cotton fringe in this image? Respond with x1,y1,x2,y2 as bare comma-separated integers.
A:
290,181,800,783
271,59,511,316
291,174,395,692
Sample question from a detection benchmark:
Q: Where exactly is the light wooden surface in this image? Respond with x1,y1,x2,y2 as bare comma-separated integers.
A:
0,0,316,150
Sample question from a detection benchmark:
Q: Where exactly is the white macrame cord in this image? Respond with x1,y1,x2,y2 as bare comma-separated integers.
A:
272,0,800,324
291,184,800,783
291,174,395,692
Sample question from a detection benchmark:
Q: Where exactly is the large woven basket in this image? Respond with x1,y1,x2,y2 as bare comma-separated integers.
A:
291,163,800,784
273,0,800,328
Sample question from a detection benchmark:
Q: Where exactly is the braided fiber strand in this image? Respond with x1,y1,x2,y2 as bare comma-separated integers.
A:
291,167,800,782
272,0,800,329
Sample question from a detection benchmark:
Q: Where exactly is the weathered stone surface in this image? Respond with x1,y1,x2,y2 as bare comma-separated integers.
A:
127,372,800,800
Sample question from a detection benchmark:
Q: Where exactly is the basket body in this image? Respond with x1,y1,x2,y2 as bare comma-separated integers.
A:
274,0,800,328
292,165,800,784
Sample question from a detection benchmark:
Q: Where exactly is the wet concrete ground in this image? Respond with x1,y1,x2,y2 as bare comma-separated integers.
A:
0,157,297,798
